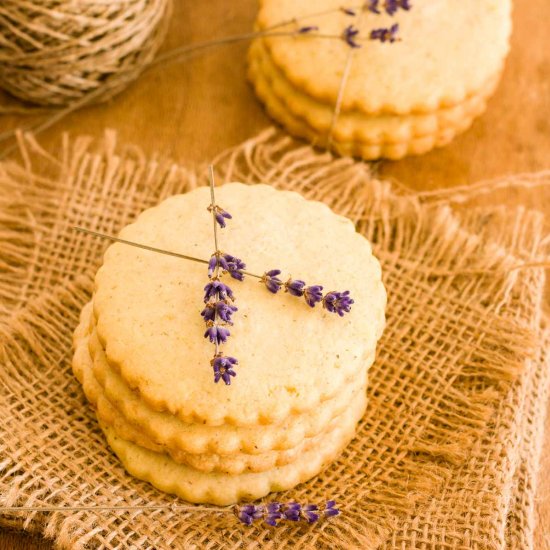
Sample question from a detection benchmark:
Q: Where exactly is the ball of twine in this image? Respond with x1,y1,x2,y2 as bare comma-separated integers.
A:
0,0,172,108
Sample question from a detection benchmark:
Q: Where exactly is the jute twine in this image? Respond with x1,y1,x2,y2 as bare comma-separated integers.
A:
0,0,172,107
0,128,549,549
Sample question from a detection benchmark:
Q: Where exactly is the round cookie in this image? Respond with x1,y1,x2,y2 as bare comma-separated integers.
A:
257,0,512,113
89,322,368,455
248,61,478,160
93,183,386,426
101,389,366,505
248,38,501,144
73,307,368,474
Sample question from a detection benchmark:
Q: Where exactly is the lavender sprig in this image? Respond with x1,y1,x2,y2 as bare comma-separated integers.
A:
235,501,340,527
259,273,353,315
203,166,239,385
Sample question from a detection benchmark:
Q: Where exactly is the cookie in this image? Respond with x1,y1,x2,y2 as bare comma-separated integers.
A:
93,183,386,426
257,0,511,114
88,321,368,455
248,38,500,144
73,307,369,474
101,388,366,505
248,61,477,160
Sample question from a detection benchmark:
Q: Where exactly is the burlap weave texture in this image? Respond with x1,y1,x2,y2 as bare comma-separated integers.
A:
0,128,548,549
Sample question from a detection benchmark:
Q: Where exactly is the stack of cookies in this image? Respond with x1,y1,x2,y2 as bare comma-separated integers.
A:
248,0,512,160
72,184,386,505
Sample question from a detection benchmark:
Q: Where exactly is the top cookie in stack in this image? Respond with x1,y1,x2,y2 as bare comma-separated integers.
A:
72,184,386,505
248,0,512,160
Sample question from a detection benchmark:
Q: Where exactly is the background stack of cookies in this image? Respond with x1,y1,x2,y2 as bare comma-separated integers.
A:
72,184,386,505
248,0,512,160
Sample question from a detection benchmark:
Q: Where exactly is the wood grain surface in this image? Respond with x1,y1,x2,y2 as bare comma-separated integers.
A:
1,1,548,548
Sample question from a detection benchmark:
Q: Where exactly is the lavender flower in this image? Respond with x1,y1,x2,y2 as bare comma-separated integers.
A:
204,324,230,345
203,280,234,302
281,502,302,521
304,285,324,307
207,205,232,228
236,504,263,525
324,500,340,518
235,501,340,526
211,354,238,385
366,0,411,15
284,278,306,297
223,253,246,281
322,290,354,316
201,301,238,324
370,23,400,43
383,0,411,15
265,502,282,526
261,269,283,293
366,0,381,14
208,254,229,278
298,25,319,34
342,24,361,48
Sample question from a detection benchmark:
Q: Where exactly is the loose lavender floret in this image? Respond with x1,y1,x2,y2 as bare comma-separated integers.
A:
204,324,231,345
297,25,319,34
323,290,354,316
304,285,324,307
207,205,232,228
235,501,340,526
366,0,381,14
261,269,283,293
370,23,400,43
204,280,234,302
211,354,238,385
342,24,361,48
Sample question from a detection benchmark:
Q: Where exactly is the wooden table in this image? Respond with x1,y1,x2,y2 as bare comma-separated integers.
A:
1,1,548,548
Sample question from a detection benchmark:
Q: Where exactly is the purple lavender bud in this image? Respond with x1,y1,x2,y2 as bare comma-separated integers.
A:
207,254,230,278
261,269,283,294
223,253,246,281
370,23,400,43
342,25,361,48
282,502,301,521
322,290,354,316
203,280,234,302
341,7,357,15
366,0,380,14
236,504,263,525
200,303,216,323
211,354,238,385
324,500,340,518
298,25,319,34
285,278,306,297
215,301,238,324
303,504,320,523
265,502,282,526
304,285,324,307
383,0,411,15
208,205,232,228
204,325,231,345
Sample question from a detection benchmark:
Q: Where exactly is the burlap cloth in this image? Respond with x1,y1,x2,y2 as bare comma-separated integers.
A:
0,128,549,549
